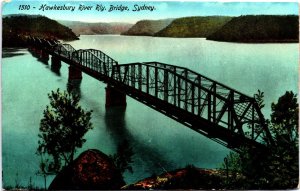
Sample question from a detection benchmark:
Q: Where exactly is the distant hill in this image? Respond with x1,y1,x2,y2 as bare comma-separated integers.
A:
155,16,232,38
3,15,78,47
207,15,299,42
59,20,133,35
122,19,174,36
3,14,42,18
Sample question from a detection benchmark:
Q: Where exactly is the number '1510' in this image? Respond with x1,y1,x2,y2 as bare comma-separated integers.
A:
19,5,30,10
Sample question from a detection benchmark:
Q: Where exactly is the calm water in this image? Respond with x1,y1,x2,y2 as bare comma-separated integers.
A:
2,35,298,188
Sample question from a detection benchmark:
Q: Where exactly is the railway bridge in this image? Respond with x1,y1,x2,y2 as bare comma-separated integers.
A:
27,36,273,152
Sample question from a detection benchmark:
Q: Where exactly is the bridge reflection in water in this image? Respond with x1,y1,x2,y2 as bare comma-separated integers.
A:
27,36,273,152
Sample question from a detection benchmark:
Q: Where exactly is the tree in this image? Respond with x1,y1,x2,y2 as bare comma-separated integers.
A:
222,152,242,187
222,91,298,189
268,91,298,188
271,91,298,143
37,89,93,174
254,89,265,109
110,139,134,175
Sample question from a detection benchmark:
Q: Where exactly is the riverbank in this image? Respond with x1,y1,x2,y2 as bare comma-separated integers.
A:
123,166,227,189
48,149,227,190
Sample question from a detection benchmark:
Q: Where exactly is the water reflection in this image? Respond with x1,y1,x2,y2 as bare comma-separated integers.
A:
28,49,39,59
104,107,176,180
2,52,26,58
28,49,49,65
67,79,82,98
37,57,49,65
104,107,128,145
2,48,26,58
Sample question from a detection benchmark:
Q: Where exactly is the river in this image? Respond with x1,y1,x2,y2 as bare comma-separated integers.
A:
2,35,298,188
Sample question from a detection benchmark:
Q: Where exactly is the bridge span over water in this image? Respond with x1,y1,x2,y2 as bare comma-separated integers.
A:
27,36,273,152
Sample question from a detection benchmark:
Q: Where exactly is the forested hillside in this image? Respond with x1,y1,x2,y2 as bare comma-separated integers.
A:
122,19,173,36
155,16,232,37
207,15,299,42
59,20,133,35
3,15,78,47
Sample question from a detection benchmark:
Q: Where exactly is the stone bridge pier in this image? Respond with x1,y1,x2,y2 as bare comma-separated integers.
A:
40,49,49,61
105,85,126,107
68,66,82,80
51,55,61,67
51,56,62,74
31,48,49,61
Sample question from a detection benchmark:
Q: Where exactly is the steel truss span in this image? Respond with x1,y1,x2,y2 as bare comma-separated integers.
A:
28,36,273,152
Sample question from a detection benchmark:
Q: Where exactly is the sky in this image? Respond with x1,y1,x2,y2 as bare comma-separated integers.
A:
2,1,299,23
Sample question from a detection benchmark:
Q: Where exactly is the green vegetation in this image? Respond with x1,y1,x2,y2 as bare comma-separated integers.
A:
110,139,134,175
122,19,173,36
155,16,232,38
207,15,299,42
3,15,78,47
222,91,298,189
37,89,93,175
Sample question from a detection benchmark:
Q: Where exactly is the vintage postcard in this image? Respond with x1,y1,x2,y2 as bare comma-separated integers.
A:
2,0,299,190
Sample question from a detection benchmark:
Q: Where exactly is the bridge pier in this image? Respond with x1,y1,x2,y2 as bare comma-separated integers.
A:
33,47,41,54
51,56,62,75
105,85,126,107
30,47,41,58
68,66,82,80
51,55,61,66
40,50,49,61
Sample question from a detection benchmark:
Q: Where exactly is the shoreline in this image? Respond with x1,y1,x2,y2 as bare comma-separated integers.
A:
3,34,298,48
